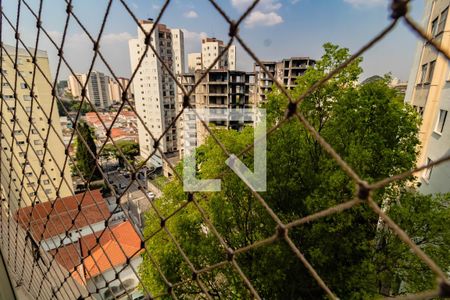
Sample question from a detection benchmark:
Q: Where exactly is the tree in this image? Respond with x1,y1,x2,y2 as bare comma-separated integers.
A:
102,140,139,169
139,43,448,299
71,101,92,115
75,122,101,180
375,191,450,296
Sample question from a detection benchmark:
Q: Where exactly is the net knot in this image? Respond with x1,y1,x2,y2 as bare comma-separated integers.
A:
391,0,408,19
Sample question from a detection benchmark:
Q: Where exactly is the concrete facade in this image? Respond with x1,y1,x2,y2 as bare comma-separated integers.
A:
177,70,255,158
404,0,450,194
253,57,315,105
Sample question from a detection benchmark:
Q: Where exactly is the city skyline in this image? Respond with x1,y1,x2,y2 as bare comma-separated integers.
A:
1,0,425,82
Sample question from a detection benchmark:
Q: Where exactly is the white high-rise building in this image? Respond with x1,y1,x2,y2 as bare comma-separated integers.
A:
201,37,236,71
129,19,185,167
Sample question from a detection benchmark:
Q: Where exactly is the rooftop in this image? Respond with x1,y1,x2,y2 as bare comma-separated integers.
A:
80,221,142,279
16,190,110,240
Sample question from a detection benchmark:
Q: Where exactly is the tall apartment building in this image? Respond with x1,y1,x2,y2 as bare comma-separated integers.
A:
202,37,236,70
108,77,133,103
0,45,74,207
187,38,236,72
129,19,185,168
253,57,315,105
68,73,84,99
188,53,202,72
177,70,255,157
109,78,121,102
68,71,112,109
117,77,133,100
405,0,450,194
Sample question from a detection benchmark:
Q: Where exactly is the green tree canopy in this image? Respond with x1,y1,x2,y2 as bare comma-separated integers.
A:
139,43,449,299
75,122,101,180
102,140,139,168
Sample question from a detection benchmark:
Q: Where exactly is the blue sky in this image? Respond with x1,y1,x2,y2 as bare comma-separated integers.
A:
2,0,425,82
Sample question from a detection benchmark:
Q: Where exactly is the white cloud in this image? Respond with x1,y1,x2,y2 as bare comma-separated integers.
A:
182,29,207,53
102,32,134,43
182,29,207,41
244,11,283,28
231,0,253,11
291,0,300,4
183,10,199,18
343,0,387,8
231,0,283,28
44,31,134,78
231,0,282,12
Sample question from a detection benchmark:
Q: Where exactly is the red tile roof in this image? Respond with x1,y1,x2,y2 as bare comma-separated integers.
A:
48,242,81,272
16,190,110,241
110,128,128,139
80,221,142,279
120,111,136,118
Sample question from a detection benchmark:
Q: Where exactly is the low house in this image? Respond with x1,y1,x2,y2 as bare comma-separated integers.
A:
16,190,143,300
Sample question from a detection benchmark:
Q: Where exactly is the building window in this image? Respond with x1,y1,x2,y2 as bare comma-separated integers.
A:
420,64,428,84
427,60,436,83
418,106,425,117
20,83,28,89
438,7,449,33
43,179,50,185
423,157,433,181
435,109,448,133
36,150,44,156
431,17,439,36
33,140,42,145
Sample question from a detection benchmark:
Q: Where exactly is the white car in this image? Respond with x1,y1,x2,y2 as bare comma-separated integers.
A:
146,192,155,199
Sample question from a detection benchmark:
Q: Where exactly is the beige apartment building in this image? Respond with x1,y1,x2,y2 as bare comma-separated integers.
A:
108,77,133,103
405,0,450,194
0,45,74,208
188,53,202,72
68,73,84,99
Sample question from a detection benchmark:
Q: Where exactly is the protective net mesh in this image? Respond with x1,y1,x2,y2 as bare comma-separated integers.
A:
0,0,450,299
